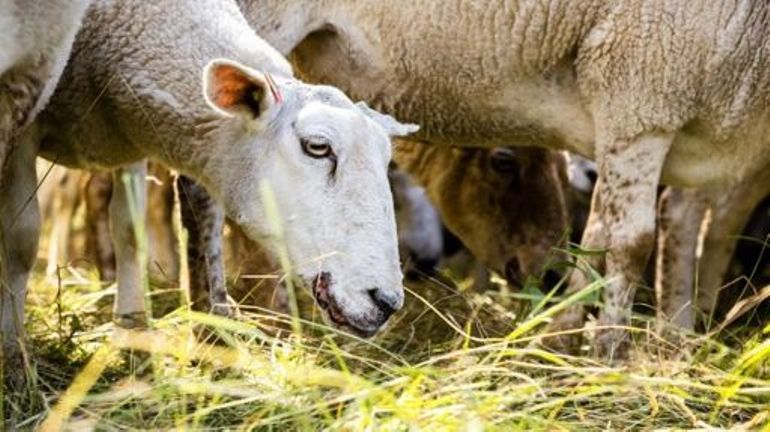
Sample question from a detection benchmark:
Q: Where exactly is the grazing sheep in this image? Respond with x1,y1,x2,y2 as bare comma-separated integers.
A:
239,0,770,359
393,141,570,287
1,0,417,379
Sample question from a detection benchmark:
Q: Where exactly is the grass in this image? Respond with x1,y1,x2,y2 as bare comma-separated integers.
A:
3,259,769,431
2,173,769,430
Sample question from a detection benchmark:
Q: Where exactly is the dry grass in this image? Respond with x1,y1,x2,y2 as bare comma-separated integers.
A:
2,177,769,430
3,260,769,431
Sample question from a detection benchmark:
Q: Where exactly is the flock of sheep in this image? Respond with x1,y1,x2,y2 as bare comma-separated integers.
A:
2,0,770,391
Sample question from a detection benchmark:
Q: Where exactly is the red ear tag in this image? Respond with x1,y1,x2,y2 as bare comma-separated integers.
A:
264,72,283,104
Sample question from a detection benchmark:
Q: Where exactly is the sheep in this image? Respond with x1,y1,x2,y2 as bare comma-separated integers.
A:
392,141,570,287
1,0,418,382
238,0,770,359
65,143,568,317
1,0,91,388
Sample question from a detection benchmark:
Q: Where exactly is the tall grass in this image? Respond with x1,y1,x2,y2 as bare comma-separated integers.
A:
3,176,769,430
4,259,767,430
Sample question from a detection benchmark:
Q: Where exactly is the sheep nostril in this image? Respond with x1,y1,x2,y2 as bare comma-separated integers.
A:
542,269,563,290
368,288,398,320
586,169,598,186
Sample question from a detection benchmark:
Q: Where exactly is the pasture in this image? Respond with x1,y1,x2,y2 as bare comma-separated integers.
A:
4,200,769,430
3,0,770,430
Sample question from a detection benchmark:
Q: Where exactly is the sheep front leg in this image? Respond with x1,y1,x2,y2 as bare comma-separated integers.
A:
655,187,708,332
110,162,148,329
1,135,40,385
594,132,673,361
543,178,607,354
177,175,232,317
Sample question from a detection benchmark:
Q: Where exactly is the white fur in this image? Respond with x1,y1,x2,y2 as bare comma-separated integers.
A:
0,0,92,118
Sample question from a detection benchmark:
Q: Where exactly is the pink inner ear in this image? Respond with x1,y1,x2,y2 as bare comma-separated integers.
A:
212,64,252,110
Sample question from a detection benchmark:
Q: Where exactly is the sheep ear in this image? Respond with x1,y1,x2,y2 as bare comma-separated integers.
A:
355,101,420,137
203,58,278,121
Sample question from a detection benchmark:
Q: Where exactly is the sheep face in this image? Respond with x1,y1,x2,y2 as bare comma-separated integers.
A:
203,59,418,337
394,143,570,289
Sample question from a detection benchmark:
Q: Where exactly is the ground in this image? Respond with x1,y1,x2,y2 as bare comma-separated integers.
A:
3,248,769,430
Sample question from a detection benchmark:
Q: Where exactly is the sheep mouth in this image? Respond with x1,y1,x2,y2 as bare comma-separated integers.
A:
311,272,376,338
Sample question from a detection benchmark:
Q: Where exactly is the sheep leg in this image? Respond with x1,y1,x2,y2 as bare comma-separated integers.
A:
177,175,233,317
655,187,708,332
146,166,179,283
592,132,674,361
0,132,40,386
696,170,770,326
85,172,116,281
543,178,607,354
110,162,148,329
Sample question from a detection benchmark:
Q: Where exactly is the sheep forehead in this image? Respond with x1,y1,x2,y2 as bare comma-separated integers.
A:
287,80,355,110
296,102,388,159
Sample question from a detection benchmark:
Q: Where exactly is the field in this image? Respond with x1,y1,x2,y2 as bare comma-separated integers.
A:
4,232,770,431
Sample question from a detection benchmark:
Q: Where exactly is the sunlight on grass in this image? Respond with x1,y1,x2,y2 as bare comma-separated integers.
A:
4,181,769,430
7,264,768,430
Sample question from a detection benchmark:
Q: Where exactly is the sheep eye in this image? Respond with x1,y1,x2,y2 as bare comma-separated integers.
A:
490,148,519,172
301,138,333,158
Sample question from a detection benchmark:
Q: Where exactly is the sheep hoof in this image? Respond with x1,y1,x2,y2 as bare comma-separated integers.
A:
210,296,240,319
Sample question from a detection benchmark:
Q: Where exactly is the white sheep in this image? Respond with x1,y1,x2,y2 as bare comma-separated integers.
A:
1,0,417,382
239,0,770,359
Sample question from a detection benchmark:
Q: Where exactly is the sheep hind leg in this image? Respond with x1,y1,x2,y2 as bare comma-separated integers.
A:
1,131,40,390
86,172,116,282
177,175,234,317
697,170,770,329
655,187,708,335
110,162,149,329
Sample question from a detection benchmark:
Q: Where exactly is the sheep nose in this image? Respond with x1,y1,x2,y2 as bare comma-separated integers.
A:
368,288,402,320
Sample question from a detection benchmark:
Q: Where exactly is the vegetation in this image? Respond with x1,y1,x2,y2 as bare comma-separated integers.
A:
4,256,769,430
2,176,768,430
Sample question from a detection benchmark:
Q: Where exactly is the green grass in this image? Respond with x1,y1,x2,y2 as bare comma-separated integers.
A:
4,262,769,431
